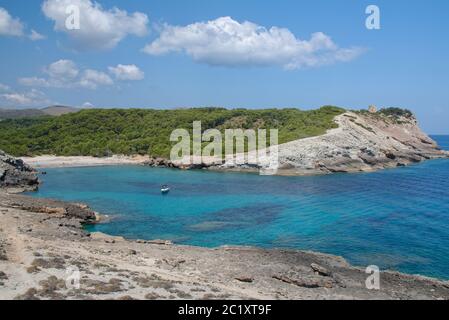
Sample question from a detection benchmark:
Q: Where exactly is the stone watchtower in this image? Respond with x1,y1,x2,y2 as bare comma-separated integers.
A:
368,105,377,113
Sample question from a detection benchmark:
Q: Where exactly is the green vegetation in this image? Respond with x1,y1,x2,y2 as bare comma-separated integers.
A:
0,106,344,157
353,107,415,126
378,107,413,119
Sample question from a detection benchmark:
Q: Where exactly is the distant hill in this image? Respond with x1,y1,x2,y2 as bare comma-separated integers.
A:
0,108,46,119
0,106,79,120
41,105,80,116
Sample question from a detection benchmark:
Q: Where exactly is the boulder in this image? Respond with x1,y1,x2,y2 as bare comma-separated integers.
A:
0,150,39,191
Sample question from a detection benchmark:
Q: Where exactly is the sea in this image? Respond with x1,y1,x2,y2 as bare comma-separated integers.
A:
28,136,449,279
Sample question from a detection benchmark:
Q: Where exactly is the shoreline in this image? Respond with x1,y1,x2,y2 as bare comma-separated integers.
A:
19,153,449,177
1,191,449,300
20,155,151,169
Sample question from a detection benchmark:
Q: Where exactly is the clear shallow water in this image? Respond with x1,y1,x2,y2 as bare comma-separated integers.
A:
29,136,449,279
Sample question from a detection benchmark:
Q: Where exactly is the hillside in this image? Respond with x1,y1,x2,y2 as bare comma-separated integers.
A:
41,105,80,116
0,106,79,120
0,106,344,157
0,108,46,119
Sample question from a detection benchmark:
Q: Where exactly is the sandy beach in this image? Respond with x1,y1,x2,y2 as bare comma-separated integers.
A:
20,155,151,169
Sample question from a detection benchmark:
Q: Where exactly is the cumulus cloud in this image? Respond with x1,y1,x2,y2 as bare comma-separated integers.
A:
18,77,52,87
42,0,149,50
108,64,144,80
79,69,113,89
0,89,50,107
19,59,80,88
46,59,79,79
29,29,46,41
19,59,141,90
143,16,364,69
0,7,24,36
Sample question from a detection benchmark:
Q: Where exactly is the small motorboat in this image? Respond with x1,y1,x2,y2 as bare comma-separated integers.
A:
161,185,170,194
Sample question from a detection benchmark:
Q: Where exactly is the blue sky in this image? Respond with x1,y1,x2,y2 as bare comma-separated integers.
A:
0,0,448,133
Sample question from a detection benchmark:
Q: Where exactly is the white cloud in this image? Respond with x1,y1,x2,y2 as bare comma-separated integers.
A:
81,101,94,108
19,59,80,88
79,69,113,89
0,89,50,107
29,29,46,41
42,0,149,50
0,83,10,92
143,16,364,69
19,59,143,90
0,7,24,36
19,76,52,87
46,59,79,79
108,64,144,80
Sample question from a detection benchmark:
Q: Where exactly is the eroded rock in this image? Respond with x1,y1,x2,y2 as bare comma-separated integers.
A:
0,150,39,191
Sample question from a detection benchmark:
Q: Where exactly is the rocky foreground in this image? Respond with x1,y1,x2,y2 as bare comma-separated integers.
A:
1,191,449,300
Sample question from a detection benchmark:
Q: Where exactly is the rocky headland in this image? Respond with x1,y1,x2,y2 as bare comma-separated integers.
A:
145,110,448,175
271,110,448,175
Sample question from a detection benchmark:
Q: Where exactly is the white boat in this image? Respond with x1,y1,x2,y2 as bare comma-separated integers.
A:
161,185,170,194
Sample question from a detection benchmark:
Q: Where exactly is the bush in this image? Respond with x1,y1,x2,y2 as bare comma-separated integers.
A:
378,107,413,118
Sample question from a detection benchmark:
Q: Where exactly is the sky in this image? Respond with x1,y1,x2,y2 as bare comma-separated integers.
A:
0,0,448,133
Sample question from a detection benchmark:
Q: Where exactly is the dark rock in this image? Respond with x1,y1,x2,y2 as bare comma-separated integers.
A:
0,150,39,191
235,276,254,283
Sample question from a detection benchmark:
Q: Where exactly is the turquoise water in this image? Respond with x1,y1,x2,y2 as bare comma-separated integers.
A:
29,136,449,279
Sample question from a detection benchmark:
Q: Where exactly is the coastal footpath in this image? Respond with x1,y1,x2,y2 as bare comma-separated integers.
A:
1,152,449,300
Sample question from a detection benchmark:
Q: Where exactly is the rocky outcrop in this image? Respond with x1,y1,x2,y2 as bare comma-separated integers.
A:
218,111,449,175
144,157,177,168
0,192,97,223
143,111,448,175
0,150,39,191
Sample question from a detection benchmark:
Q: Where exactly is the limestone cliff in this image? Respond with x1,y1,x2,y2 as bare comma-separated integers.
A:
270,111,448,175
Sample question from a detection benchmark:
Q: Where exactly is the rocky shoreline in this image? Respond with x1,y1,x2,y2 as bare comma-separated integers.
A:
0,151,39,193
144,111,449,175
1,191,449,300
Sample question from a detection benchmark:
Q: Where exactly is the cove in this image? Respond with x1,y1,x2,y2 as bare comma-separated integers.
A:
28,136,449,280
